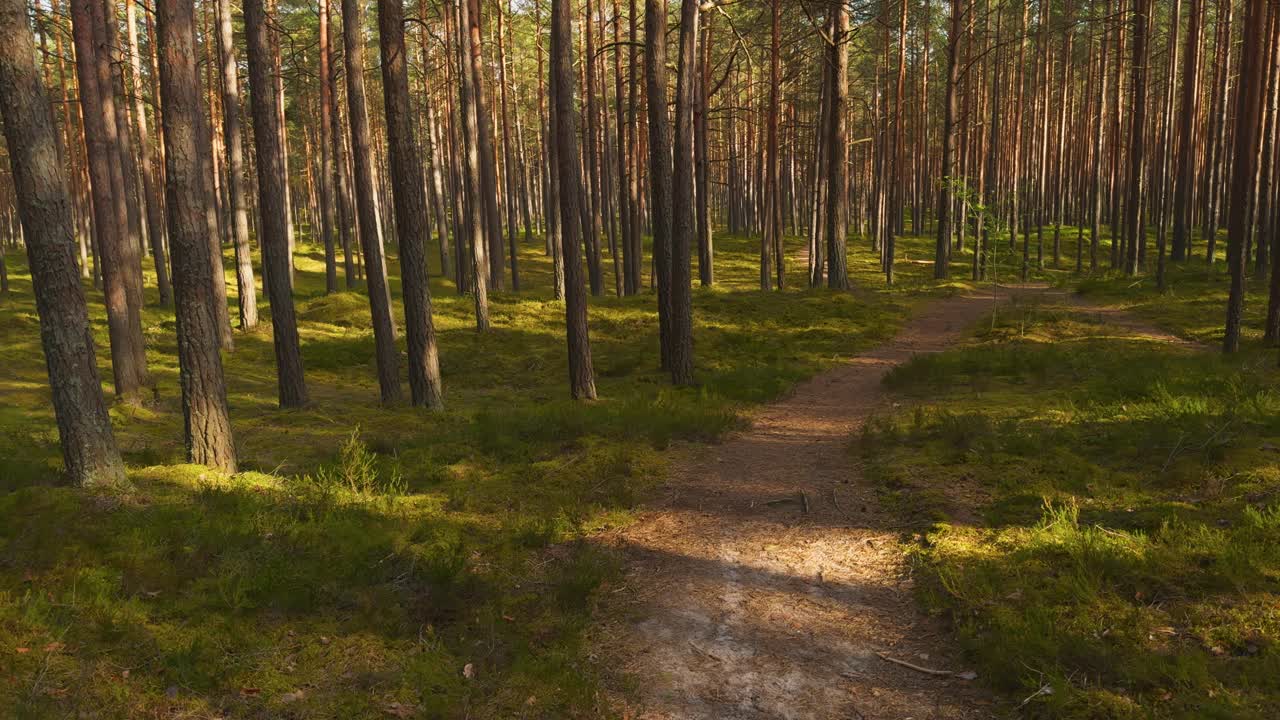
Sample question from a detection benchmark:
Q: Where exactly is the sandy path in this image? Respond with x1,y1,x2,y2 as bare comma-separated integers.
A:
595,288,1053,720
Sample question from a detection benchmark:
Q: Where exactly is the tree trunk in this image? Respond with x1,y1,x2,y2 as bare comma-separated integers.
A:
1224,0,1271,352
318,0,339,293
244,0,309,406
126,0,171,307
0,0,127,486
341,0,401,403
70,0,148,401
458,0,491,329
550,0,597,399
379,0,445,409
156,0,237,472
668,0,697,385
825,2,850,289
215,0,258,328
645,0,673,370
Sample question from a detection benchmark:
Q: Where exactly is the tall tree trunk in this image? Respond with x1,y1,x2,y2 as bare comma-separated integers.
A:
70,0,148,400
244,0,309,406
0,0,126,485
215,0,258,328
551,0,597,399
126,0,171,307
467,0,505,290
156,0,237,472
645,0,673,370
342,0,401,402
318,0,339,293
379,0,445,409
1224,0,1271,352
1172,0,1202,262
458,0,491,329
668,0,697,385
936,0,961,280
1123,0,1149,276
825,2,850,289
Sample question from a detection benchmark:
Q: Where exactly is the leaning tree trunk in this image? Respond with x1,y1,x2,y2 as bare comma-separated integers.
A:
379,0,444,409
342,0,401,403
244,0,309,406
550,0,597,399
156,0,237,472
0,0,126,486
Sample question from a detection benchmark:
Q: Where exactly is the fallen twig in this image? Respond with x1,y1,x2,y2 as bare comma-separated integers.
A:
876,652,977,680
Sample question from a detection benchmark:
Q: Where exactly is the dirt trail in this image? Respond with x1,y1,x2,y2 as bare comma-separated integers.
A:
597,287,1071,720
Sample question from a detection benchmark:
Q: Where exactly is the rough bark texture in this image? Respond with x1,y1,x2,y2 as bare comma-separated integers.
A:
244,0,309,406
825,4,850,289
156,0,238,472
551,0,597,399
319,0,339,293
668,0,697,385
1224,0,1271,352
379,0,445,409
216,0,258,329
0,0,126,486
71,0,149,400
645,0,673,370
458,0,491,330
342,0,402,402
468,0,506,290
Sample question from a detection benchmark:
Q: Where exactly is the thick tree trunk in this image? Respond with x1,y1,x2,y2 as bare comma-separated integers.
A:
1224,0,1271,353
550,0,597,399
936,0,961,280
0,0,126,486
156,0,237,472
70,0,148,401
379,0,445,409
645,0,673,370
668,0,697,385
244,0,309,406
1123,0,1149,277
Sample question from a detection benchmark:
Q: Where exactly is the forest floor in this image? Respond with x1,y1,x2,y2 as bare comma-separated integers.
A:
598,258,1280,719
596,285,1027,719
0,231,998,718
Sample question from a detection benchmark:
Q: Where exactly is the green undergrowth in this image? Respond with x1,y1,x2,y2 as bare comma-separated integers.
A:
1073,230,1277,355
0,229,962,718
864,300,1280,718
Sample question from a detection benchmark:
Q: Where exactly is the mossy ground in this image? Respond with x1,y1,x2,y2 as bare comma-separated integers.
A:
0,227,983,718
864,295,1280,719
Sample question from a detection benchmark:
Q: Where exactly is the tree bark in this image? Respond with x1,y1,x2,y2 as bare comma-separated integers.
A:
70,0,148,401
1224,0,1271,353
0,0,126,486
244,0,309,406
215,0,258,328
645,0,673,370
342,0,401,402
379,0,445,409
551,0,597,399
825,2,850,289
156,0,237,472
669,0,697,385
458,0,491,329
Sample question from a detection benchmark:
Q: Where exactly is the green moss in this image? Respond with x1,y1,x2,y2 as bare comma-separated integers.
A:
866,301,1280,719
0,230,959,717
